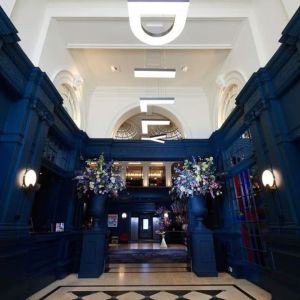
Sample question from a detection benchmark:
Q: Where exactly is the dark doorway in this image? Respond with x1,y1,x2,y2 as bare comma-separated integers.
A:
139,215,153,240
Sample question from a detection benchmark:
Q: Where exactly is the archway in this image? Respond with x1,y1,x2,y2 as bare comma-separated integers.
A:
215,71,247,129
53,70,83,128
111,106,187,140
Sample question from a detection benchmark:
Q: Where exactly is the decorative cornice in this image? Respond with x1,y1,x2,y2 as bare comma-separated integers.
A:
280,7,300,46
67,43,233,50
244,100,266,125
30,98,54,126
93,86,205,97
0,7,19,44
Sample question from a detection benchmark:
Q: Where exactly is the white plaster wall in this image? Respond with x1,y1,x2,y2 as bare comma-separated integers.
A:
86,87,212,139
10,0,49,65
210,20,260,130
249,0,291,66
280,0,299,19
39,19,79,81
0,0,17,16
219,20,260,80
38,19,89,130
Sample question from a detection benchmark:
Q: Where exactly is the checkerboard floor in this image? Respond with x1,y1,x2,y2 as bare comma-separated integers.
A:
58,287,254,300
28,263,271,300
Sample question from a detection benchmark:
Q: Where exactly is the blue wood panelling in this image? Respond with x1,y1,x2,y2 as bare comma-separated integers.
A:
0,5,300,300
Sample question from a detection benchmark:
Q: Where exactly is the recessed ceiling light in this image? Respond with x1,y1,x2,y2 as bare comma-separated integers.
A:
181,65,188,72
111,65,121,72
141,120,170,134
140,97,175,112
128,0,190,46
134,68,176,78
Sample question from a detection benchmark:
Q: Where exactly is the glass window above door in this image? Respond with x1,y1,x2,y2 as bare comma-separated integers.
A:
149,166,166,187
126,166,143,187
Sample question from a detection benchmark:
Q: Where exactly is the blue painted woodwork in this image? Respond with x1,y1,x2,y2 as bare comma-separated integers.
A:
189,195,217,276
78,230,108,278
0,5,300,300
88,194,107,230
85,138,212,161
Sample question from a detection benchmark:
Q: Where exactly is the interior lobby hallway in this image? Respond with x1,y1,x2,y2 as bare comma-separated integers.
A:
28,264,271,300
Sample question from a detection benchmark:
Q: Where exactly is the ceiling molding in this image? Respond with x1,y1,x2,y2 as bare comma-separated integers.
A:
92,86,205,97
67,43,233,49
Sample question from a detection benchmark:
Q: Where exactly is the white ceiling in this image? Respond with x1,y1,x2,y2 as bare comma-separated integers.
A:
57,18,243,49
9,0,295,137
69,48,230,87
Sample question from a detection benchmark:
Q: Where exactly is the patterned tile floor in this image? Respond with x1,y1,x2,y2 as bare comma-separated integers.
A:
38,285,258,300
28,263,271,300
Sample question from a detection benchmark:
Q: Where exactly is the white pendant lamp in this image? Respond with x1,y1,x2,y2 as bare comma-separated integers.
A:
142,134,167,144
134,68,176,78
140,97,175,112
128,0,190,46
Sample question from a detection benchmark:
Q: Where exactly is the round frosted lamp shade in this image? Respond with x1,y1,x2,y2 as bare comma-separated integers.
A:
121,212,127,219
262,170,275,188
164,212,169,218
23,169,37,188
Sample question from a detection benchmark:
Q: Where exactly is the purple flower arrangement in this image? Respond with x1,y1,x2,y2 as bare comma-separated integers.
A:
75,154,125,196
171,156,222,199
155,206,171,231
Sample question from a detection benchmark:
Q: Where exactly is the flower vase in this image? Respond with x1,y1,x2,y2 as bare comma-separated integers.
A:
88,193,106,230
189,194,207,231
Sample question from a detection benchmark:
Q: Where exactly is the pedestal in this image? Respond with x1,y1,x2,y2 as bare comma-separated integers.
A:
160,234,168,248
189,195,217,277
78,229,107,278
191,229,217,276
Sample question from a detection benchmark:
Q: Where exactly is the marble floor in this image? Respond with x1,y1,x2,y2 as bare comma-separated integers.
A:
28,263,271,300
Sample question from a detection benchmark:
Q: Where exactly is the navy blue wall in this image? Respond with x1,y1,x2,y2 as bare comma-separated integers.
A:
211,8,300,300
0,8,85,299
0,5,300,300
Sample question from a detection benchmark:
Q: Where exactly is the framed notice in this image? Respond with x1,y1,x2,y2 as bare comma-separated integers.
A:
108,214,118,227
55,223,64,232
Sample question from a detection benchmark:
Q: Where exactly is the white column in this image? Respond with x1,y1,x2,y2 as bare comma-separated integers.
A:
165,162,173,187
120,161,127,182
143,162,149,187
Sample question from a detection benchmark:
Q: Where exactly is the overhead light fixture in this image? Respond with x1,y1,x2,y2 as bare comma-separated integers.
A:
141,119,170,134
262,169,276,190
134,68,176,78
128,162,142,165
140,97,175,112
121,212,127,219
181,65,188,72
150,162,164,165
128,0,190,46
111,65,121,72
142,134,167,144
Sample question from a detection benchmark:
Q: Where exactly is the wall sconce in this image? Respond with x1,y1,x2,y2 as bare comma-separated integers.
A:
262,169,276,190
22,169,38,191
121,212,127,219
164,212,169,218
